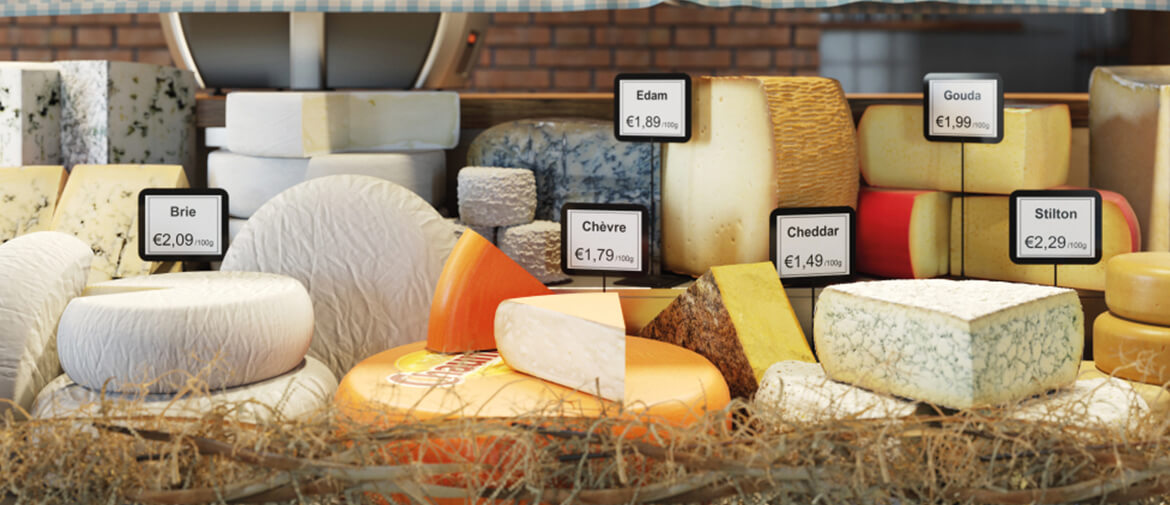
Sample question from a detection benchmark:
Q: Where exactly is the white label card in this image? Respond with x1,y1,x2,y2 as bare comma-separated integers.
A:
923,73,1003,143
139,189,229,261
771,207,854,283
1010,190,1102,264
562,204,648,275
614,73,691,142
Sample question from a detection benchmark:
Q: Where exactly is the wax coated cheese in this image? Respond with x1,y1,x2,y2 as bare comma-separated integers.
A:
641,262,814,398
1093,311,1170,385
815,279,1083,409
754,361,918,423
56,61,196,168
0,63,60,166
0,232,91,416
857,187,951,279
496,293,625,401
50,164,188,284
1089,66,1170,251
222,175,455,380
860,104,1071,194
306,152,446,208
225,91,459,158
1105,252,1170,325
457,167,537,227
662,77,859,276
498,220,569,284
0,165,66,243
207,150,309,218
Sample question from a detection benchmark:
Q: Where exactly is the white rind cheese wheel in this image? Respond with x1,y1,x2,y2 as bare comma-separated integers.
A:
447,218,495,244
207,150,309,218
754,361,918,423
222,175,456,379
57,271,314,394
457,167,537,227
498,220,569,284
32,357,338,422
306,152,446,208
1105,252,1170,326
0,232,92,415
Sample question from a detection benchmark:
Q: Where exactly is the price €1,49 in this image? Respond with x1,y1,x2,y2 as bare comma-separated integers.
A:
624,115,678,131
782,253,844,271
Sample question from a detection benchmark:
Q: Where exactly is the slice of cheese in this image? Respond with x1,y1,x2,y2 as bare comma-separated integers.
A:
0,63,61,166
50,164,188,284
857,187,951,278
1089,66,1170,251
496,293,625,401
0,232,91,416
1105,252,1170,326
860,104,1071,194
207,150,309,218
662,76,859,277
1094,311,1170,385
426,230,552,353
225,91,459,158
57,271,314,394
306,152,446,208
498,220,569,284
640,262,813,398
0,165,66,243
815,279,1083,409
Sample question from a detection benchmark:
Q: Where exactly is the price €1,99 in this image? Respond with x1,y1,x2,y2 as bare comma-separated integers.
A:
152,232,216,249
934,115,990,131
1022,235,1088,252
624,115,678,131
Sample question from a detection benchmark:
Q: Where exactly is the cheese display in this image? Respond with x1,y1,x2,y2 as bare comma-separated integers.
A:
0,63,60,166
56,61,196,168
859,104,1071,194
222,175,454,380
0,232,91,415
207,150,309,218
225,91,459,158
856,187,951,278
1105,252,1170,325
754,361,919,423
33,357,337,422
0,165,66,243
815,279,1083,409
427,230,552,353
1089,66,1170,251
640,262,814,398
498,220,569,284
305,152,447,208
50,164,188,284
457,167,537,227
57,271,314,394
335,337,728,425
496,293,626,401
1093,311,1170,385
662,77,859,276
449,218,495,244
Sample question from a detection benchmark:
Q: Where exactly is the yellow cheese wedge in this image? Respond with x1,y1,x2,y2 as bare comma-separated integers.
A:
860,104,1071,194
1094,311,1170,386
1105,252,1170,326
0,165,66,244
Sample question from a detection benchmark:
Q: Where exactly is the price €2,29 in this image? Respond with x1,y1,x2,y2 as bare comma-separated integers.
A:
1012,193,1099,262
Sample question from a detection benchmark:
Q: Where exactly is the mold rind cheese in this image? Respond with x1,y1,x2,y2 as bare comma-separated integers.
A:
814,279,1083,409
0,63,61,166
457,167,537,227
1105,252,1170,325
498,220,569,284
1093,311,1170,385
0,165,66,244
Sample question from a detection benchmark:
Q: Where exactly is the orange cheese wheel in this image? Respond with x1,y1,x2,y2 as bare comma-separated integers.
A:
1094,311,1170,385
1105,252,1170,326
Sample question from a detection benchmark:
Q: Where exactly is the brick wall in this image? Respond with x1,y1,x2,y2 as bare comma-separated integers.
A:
0,14,172,65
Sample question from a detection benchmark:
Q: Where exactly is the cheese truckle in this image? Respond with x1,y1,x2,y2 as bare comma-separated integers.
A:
856,187,952,279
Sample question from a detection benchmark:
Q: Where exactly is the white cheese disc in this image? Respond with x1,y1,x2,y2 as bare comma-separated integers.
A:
0,231,92,415
207,150,309,218
306,152,446,208
221,175,456,379
57,271,314,394
498,220,569,284
754,361,919,423
457,166,537,227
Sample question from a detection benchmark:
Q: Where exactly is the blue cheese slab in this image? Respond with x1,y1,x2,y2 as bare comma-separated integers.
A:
0,63,61,166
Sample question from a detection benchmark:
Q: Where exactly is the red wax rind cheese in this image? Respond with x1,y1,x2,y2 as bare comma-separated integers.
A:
857,187,950,279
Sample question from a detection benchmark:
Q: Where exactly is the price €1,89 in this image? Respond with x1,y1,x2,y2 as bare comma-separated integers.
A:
624,115,678,131
152,232,216,249
934,115,990,131
1022,235,1088,252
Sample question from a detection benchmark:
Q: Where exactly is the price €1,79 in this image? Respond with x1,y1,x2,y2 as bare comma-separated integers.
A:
1022,235,1088,252
574,247,635,265
152,232,216,249
624,115,678,131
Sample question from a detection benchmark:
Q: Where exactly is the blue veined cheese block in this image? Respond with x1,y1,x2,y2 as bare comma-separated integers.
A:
0,63,60,166
56,61,196,169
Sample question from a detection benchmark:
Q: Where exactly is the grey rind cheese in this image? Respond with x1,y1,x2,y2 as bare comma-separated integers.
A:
0,63,61,165
498,220,569,284
457,166,537,227
813,279,1083,409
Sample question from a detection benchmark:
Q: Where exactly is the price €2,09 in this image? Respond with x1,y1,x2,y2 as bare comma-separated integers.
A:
152,232,216,249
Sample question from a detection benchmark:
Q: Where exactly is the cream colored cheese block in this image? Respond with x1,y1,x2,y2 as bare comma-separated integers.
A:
33,357,337,422
457,167,537,227
662,76,859,276
754,361,918,423
1105,252,1170,325
0,165,66,243
0,232,91,416
306,152,446,208
57,271,314,394
1090,66,1170,251
498,220,570,284
495,293,626,402
225,91,459,158
50,164,188,284
207,150,309,218
860,104,1071,194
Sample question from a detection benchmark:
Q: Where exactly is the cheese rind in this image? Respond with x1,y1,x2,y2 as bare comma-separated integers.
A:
495,293,625,401
208,150,309,218
0,64,61,166
857,187,951,278
0,165,66,243
814,279,1083,409
1105,252,1170,325
457,167,537,227
498,220,569,284
1094,311,1170,385
306,152,446,208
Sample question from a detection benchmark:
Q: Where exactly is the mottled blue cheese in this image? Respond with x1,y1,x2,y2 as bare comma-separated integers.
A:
56,61,196,169
0,63,61,166
814,279,1083,409
0,165,66,243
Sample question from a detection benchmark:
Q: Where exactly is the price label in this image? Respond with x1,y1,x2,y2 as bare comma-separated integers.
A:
138,188,229,261
561,203,649,276
1010,190,1102,264
770,207,855,285
613,73,691,143
923,72,1003,143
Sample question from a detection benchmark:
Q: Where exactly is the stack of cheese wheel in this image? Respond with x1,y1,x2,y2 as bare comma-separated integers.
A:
1095,252,1170,385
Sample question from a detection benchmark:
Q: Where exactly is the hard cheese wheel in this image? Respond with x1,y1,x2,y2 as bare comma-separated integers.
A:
306,152,446,208
33,357,337,422
57,271,314,394
335,337,729,426
1094,311,1170,385
223,175,456,379
0,232,92,415
1105,252,1170,326
207,150,309,218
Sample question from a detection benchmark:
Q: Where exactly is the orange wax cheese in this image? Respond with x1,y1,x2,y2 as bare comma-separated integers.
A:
856,187,951,279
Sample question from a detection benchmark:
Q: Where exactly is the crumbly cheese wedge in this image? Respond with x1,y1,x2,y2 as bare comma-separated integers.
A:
641,262,813,398
857,187,951,278
1090,66,1170,251
50,164,188,284
496,293,625,401
1105,252,1170,325
1094,311,1170,385
662,76,859,276
0,165,66,243
859,104,1070,194
815,279,1082,409
0,63,61,166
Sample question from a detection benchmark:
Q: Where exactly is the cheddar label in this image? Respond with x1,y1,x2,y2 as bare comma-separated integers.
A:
387,350,509,388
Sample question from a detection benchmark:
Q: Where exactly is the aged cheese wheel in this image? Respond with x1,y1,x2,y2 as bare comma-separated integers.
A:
1094,311,1170,385
1105,252,1170,326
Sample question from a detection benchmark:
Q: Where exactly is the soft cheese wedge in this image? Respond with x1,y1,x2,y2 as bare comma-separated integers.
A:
0,165,66,243
496,293,625,401
640,262,813,398
857,187,951,278
815,279,1083,409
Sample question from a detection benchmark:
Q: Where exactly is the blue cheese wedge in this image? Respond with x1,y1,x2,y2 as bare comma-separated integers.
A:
0,63,61,166
814,279,1083,409
0,165,66,243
